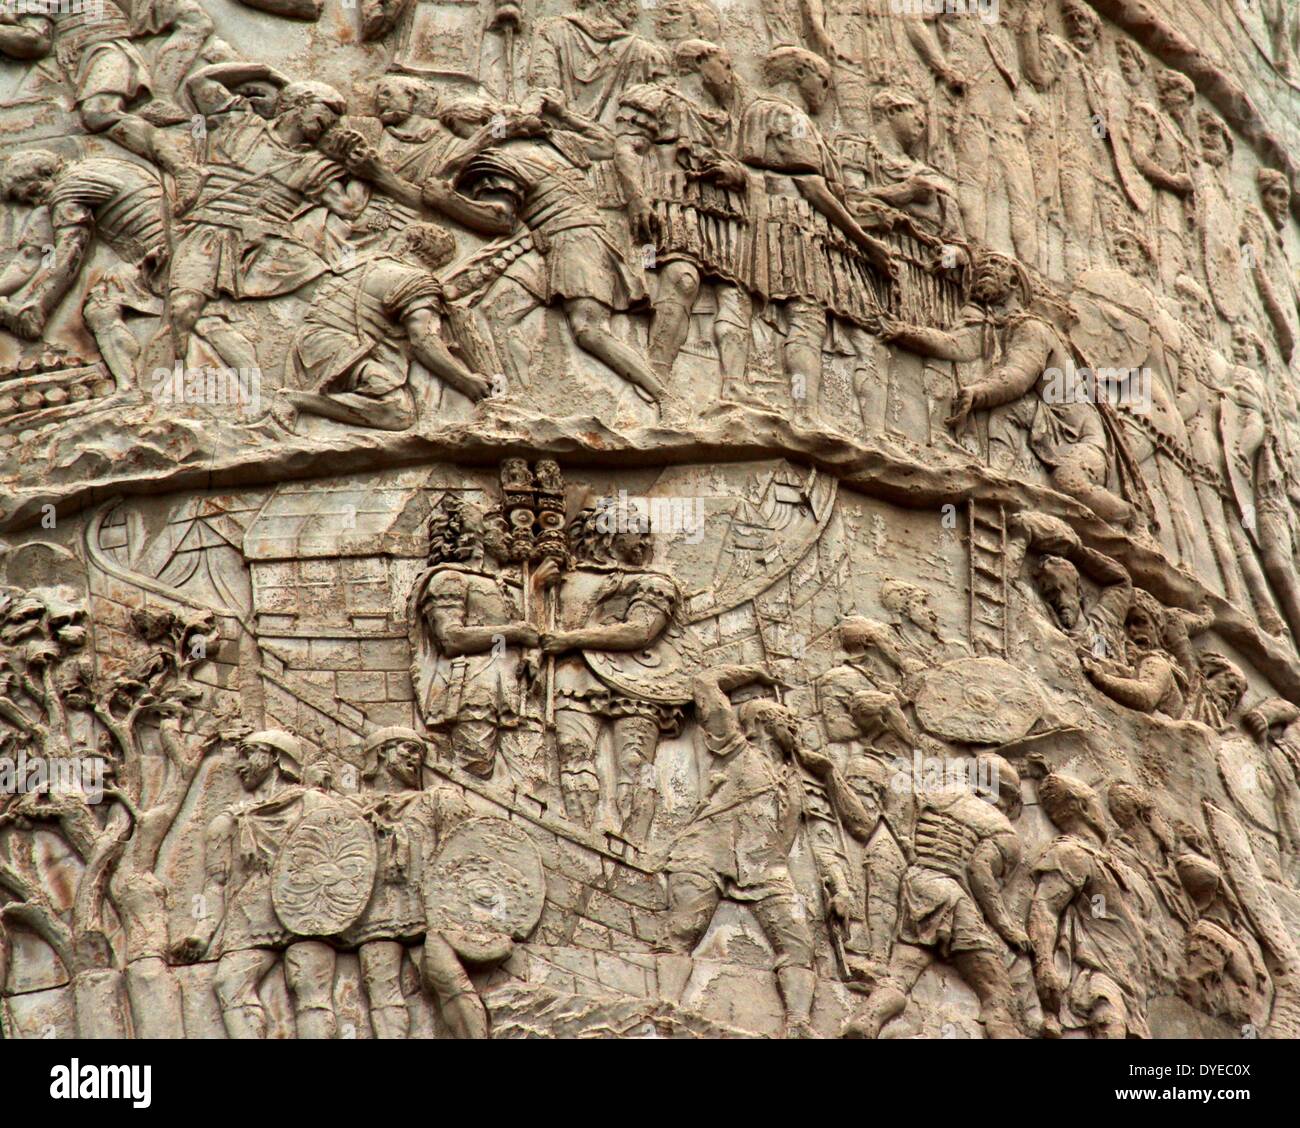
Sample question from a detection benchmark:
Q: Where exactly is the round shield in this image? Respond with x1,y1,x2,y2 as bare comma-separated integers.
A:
272,801,378,937
583,620,707,705
425,817,545,946
914,657,1042,745
1070,268,1154,372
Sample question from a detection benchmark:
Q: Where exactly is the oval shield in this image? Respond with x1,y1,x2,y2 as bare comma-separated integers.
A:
914,657,1043,745
1199,174,1246,321
583,619,707,705
272,801,378,937
425,817,545,946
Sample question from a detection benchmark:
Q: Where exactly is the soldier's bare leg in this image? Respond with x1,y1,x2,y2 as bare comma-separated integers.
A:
999,136,1039,268
953,948,1023,1038
564,297,666,405
422,931,488,1039
1258,509,1300,640
284,939,337,1039
1059,163,1095,279
751,890,818,1037
653,872,722,1005
954,123,991,248
359,940,409,1039
449,719,498,780
1228,518,1287,635
1051,446,1135,527
83,286,141,392
276,387,416,432
648,260,701,380
213,948,278,1039
554,705,601,829
612,714,661,841
784,298,825,420
864,824,906,970
714,286,753,402
842,941,929,1038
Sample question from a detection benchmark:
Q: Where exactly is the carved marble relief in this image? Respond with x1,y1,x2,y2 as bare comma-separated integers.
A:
3,0,1300,1042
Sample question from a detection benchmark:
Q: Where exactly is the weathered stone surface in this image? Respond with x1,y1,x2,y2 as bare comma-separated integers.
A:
2,0,1300,1043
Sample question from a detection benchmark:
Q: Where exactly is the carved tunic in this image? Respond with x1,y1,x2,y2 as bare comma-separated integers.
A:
287,253,443,397
339,784,471,947
897,789,1017,956
457,139,648,310
410,563,531,730
1033,835,1152,1037
666,726,804,900
173,110,344,299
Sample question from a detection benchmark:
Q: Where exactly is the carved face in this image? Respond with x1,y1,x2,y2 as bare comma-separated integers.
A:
1231,325,1262,367
376,79,416,125
235,81,281,120
1126,606,1161,651
234,740,277,791
480,513,512,564
797,63,830,115
1158,82,1194,116
1198,119,1231,169
380,739,423,788
900,592,937,634
1204,673,1245,721
1116,41,1146,87
1113,232,1149,276
612,530,652,567
696,49,734,98
1037,559,1081,630
291,98,340,143
1261,180,1291,229
1065,13,1099,54
886,103,925,150
971,261,1013,305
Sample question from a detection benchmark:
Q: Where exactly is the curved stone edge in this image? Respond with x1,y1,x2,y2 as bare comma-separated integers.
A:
5,400,1298,703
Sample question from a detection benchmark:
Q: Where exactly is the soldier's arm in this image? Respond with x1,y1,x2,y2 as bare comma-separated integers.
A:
964,318,1055,412
1244,696,1300,742
0,15,52,60
543,599,669,655
1016,1,1053,92
792,175,895,275
692,665,771,748
424,576,533,656
881,316,986,363
173,811,234,959
1028,868,1077,996
1084,654,1175,713
184,62,277,117
904,17,963,93
1130,110,1193,196
14,213,93,331
816,761,877,843
970,831,1026,947
404,307,492,402
1075,545,1134,626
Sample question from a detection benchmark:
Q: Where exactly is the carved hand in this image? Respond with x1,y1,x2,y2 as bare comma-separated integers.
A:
170,935,208,964
946,386,976,431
